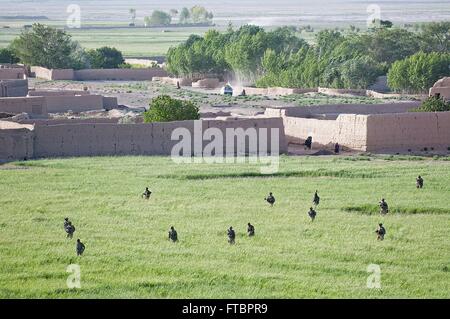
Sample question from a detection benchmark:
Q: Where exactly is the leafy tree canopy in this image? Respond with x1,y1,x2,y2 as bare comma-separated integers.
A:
10,23,87,69
143,95,200,123
86,46,125,69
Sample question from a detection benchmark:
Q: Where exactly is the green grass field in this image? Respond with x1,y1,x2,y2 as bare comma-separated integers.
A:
1,155,450,298
0,22,210,57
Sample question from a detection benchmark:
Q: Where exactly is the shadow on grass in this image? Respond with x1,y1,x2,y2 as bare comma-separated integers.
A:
158,169,384,180
343,204,450,215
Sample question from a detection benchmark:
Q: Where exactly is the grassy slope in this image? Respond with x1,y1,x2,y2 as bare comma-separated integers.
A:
0,155,449,298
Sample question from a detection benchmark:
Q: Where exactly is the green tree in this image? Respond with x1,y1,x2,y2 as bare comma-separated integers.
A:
145,10,172,26
10,23,87,69
179,7,190,24
143,95,200,123
340,57,382,89
388,52,450,93
0,47,19,64
190,6,213,24
86,46,124,69
365,28,420,68
420,22,450,53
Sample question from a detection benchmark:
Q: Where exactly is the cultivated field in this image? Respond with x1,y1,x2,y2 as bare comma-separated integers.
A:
1,155,449,298
0,22,210,57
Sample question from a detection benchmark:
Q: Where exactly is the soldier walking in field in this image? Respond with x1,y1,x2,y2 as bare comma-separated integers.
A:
64,217,70,229
375,223,386,241
247,223,255,237
65,220,76,239
142,187,152,199
308,207,317,222
313,190,320,207
265,192,275,207
379,198,389,215
76,239,85,256
168,226,178,242
416,176,424,189
227,227,236,245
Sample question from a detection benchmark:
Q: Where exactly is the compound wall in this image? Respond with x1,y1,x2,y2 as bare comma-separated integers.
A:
242,87,317,96
265,102,420,119
0,121,34,161
44,95,105,113
28,90,90,97
366,112,450,152
18,118,120,126
0,96,47,117
31,67,75,81
73,68,167,81
0,79,28,97
318,87,367,96
282,114,369,150
32,118,287,158
0,68,26,80
31,67,168,81
273,105,450,152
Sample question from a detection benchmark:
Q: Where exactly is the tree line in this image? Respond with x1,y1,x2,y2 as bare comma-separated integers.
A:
167,22,450,93
140,6,213,27
0,24,126,70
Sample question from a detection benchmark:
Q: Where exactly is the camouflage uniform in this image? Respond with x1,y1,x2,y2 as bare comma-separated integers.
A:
168,227,178,242
265,193,275,206
308,207,317,221
227,227,236,244
76,239,85,256
247,223,255,237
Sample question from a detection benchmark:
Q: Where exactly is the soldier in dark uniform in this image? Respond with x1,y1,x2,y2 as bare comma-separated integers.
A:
168,226,178,242
416,176,424,189
265,192,275,207
375,223,386,240
379,198,389,215
142,187,152,199
247,223,255,237
334,143,340,154
65,221,75,239
313,190,320,207
76,239,85,256
64,217,70,229
227,227,236,244
304,136,312,150
308,207,317,222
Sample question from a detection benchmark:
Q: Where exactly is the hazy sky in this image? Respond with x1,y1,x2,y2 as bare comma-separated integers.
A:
1,0,449,25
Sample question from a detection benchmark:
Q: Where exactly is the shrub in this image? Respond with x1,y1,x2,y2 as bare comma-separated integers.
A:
86,47,125,69
143,95,200,123
411,96,450,112
0,47,19,64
